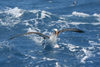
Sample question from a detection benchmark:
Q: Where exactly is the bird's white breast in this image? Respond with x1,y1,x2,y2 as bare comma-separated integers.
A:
50,34,57,43
44,34,57,46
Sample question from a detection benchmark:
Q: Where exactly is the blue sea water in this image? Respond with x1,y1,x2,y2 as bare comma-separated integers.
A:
0,0,100,67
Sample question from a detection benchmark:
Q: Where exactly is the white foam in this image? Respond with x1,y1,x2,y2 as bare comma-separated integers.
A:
43,57,57,61
63,43,94,63
81,48,93,63
27,27,37,32
68,22,100,25
27,9,52,19
93,13,100,17
93,13,100,22
24,22,30,26
5,7,24,18
72,11,89,17
25,54,37,60
89,40,100,45
69,22,87,25
91,23,100,25
62,11,100,26
29,10,40,13
0,18,20,27
0,7,24,27
40,10,51,19
30,10,52,19
0,41,11,49
67,44,79,52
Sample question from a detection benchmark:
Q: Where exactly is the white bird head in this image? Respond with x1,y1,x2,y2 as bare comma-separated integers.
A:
53,29,58,36
53,28,58,32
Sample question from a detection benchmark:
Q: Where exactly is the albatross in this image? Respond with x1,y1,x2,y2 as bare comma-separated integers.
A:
9,28,84,50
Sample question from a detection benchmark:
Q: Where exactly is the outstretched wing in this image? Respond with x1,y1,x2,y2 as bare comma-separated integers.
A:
9,32,49,40
58,28,84,34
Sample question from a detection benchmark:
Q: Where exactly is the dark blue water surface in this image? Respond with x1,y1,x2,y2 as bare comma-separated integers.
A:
0,0,100,67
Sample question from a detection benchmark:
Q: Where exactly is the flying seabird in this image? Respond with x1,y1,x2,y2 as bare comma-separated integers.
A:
9,28,84,50
72,0,77,6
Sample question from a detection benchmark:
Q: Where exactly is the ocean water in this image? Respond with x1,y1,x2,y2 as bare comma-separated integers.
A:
0,0,100,67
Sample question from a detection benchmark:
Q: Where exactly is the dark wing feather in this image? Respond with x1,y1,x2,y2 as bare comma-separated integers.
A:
9,32,49,40
58,28,84,34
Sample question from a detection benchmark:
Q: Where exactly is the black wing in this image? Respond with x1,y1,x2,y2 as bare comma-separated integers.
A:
58,28,84,34
9,32,49,40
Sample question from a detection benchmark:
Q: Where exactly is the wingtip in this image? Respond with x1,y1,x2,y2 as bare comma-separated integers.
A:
77,29,84,33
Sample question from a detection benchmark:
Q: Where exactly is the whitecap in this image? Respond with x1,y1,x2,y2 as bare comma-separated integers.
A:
67,44,79,52
69,22,100,25
72,11,89,17
93,13,100,22
69,22,87,25
24,54,37,60
0,41,10,49
63,43,94,64
40,10,51,19
29,10,40,13
5,7,24,18
0,7,23,27
89,40,100,45
26,27,37,32
42,57,57,61
93,13,100,17
0,17,20,27
80,48,93,63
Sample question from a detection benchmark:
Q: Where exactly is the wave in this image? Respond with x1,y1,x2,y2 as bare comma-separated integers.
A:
0,7,100,29
4,7,24,18
0,7,100,46
89,40,100,46
72,11,89,17
62,43,95,63
0,7,100,66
